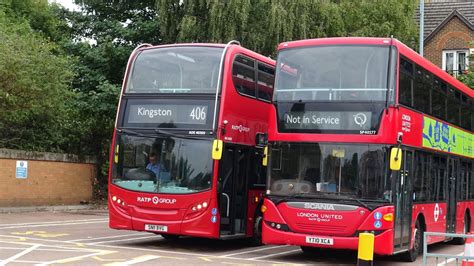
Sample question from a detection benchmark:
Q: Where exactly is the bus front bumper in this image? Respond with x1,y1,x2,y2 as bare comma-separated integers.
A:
262,222,394,256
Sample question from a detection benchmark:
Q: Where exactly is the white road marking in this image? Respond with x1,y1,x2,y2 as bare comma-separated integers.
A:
0,244,41,265
70,233,151,242
438,252,464,265
88,236,158,245
247,248,301,260
0,238,108,253
93,243,284,264
104,255,161,266
219,245,290,257
0,234,287,264
36,251,105,265
0,218,107,227
0,220,108,230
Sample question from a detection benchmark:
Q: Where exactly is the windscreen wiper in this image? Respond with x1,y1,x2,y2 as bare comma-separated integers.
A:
346,197,372,211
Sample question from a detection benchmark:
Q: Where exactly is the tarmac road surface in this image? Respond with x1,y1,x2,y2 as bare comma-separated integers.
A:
0,209,466,265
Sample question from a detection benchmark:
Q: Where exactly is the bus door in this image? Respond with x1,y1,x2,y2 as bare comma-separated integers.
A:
447,158,458,233
218,145,249,237
394,150,413,252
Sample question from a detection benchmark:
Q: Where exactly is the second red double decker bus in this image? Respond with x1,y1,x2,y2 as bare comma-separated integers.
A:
109,42,275,242
262,37,473,261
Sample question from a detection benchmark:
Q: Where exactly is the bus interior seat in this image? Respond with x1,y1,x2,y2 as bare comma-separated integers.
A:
271,179,315,194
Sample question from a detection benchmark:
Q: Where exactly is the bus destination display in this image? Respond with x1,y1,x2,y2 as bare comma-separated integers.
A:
281,111,373,132
128,104,208,124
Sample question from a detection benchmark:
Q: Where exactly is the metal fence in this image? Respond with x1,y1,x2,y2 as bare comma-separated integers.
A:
423,232,474,266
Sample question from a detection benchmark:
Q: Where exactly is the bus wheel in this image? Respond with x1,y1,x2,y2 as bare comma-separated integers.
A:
251,213,263,246
402,220,422,262
300,246,321,255
161,234,180,240
453,215,469,245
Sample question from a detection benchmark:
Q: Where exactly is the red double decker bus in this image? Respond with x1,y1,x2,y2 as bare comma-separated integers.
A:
109,42,275,242
262,37,473,261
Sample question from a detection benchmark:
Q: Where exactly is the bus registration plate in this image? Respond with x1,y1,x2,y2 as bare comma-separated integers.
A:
145,224,168,232
306,236,333,245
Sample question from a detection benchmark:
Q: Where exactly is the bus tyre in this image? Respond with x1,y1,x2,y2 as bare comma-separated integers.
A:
453,215,469,245
161,234,180,240
403,220,422,262
251,213,263,246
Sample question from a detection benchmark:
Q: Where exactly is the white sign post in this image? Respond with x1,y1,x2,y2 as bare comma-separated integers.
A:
16,160,28,179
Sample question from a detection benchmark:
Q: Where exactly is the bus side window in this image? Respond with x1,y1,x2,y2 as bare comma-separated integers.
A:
413,152,430,202
447,86,461,126
431,156,439,201
399,57,413,107
469,162,474,200
460,161,469,201
232,55,256,97
257,63,275,102
437,156,447,201
460,94,471,130
431,78,447,121
413,66,430,114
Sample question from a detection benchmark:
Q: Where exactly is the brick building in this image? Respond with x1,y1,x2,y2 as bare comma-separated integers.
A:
417,1,474,76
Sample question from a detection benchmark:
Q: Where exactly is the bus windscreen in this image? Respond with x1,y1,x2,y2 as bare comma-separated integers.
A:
112,135,212,194
275,45,392,102
268,142,391,202
126,46,223,94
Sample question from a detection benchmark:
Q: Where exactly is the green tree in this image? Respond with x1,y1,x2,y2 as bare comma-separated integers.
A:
0,7,73,151
157,0,418,56
339,0,418,46
54,1,162,196
458,66,474,89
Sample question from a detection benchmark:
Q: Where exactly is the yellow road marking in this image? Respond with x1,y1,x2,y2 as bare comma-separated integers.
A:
36,233,69,238
104,255,161,266
92,256,125,262
42,250,115,265
11,231,69,238
199,257,212,262
12,231,46,235
160,255,186,260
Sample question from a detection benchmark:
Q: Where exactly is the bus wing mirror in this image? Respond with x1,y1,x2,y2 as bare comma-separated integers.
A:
212,139,223,160
390,147,402,171
262,146,268,166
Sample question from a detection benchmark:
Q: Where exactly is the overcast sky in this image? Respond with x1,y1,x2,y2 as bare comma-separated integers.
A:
48,0,79,11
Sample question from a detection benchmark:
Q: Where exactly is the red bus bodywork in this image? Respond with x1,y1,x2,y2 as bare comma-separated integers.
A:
263,37,473,257
109,43,275,240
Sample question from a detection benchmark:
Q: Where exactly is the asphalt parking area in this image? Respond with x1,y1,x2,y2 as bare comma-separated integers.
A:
0,210,464,265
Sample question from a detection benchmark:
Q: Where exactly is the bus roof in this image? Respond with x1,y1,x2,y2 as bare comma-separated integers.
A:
278,37,473,98
136,43,274,66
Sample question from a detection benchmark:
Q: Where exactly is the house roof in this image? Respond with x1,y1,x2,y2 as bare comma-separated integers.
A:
416,1,474,41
